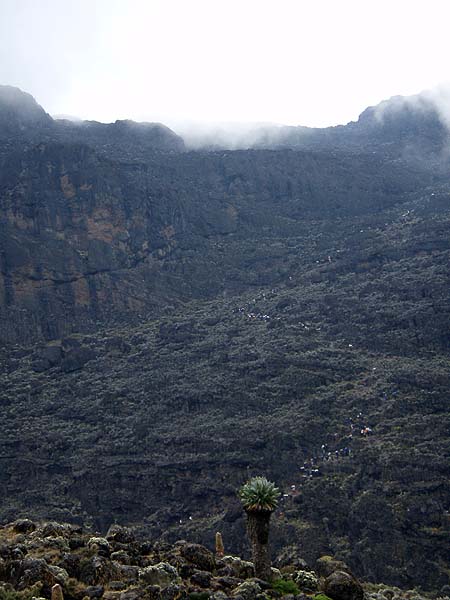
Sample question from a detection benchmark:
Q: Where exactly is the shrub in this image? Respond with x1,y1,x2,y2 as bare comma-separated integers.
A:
295,569,318,591
314,594,333,600
272,579,300,595
0,583,43,600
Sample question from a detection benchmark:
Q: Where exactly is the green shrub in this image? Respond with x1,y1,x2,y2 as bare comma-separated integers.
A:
272,579,300,595
314,594,333,600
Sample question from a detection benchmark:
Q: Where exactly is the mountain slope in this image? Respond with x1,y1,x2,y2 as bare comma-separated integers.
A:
0,87,449,592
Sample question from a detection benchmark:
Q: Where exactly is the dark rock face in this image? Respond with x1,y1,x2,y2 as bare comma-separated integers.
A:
0,138,426,345
0,88,449,593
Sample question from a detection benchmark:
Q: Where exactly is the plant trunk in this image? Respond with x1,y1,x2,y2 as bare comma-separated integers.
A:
246,509,273,581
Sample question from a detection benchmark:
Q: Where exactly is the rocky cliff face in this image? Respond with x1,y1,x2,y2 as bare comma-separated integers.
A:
0,137,426,344
0,88,449,593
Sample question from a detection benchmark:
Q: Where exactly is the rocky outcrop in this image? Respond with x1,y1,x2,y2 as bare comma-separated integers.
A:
0,522,437,600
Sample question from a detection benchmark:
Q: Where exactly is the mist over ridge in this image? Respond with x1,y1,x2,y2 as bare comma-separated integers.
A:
46,83,450,152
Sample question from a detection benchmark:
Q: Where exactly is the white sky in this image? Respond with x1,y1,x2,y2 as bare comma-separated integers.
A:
1,0,450,127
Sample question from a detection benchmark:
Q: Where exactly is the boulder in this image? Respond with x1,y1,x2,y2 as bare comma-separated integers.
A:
40,522,70,538
110,582,127,591
316,557,353,578
322,570,364,600
80,556,119,586
221,557,254,579
58,552,82,578
190,570,212,588
61,347,95,373
180,543,215,572
117,565,140,583
111,550,131,564
215,576,244,589
106,525,136,545
33,345,63,372
47,566,69,585
160,584,187,600
18,557,68,589
88,537,111,557
231,580,262,600
13,519,36,534
120,588,146,600
139,562,180,588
